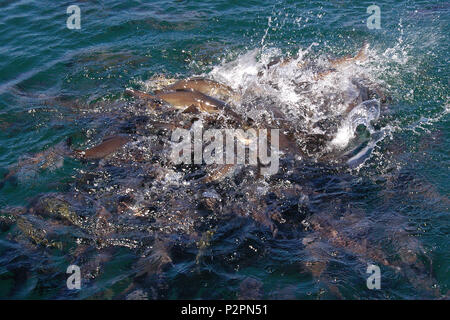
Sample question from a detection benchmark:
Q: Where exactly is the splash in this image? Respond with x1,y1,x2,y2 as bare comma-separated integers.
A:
206,43,389,164
330,99,380,149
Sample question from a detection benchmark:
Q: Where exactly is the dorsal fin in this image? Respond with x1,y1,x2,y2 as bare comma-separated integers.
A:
354,42,369,61
182,105,201,114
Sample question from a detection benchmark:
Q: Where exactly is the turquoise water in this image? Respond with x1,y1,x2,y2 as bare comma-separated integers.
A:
0,0,448,299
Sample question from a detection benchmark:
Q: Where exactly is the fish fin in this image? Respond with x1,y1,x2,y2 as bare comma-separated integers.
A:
182,105,201,114
328,42,369,68
355,42,369,61
266,57,283,69
65,137,83,159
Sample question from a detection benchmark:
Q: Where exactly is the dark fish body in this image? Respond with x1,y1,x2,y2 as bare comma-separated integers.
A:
156,90,225,113
75,136,130,160
126,88,243,122
0,139,73,189
156,78,235,100
126,88,221,113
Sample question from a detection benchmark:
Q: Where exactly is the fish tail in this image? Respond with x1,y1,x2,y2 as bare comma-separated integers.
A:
62,136,81,159
71,149,84,159
66,136,73,147
0,174,16,189
64,136,74,155
124,89,156,100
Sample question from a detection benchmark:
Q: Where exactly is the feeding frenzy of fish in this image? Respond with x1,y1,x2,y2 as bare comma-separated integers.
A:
0,42,444,299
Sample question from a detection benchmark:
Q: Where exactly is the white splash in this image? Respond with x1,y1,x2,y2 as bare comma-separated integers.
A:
330,99,381,149
207,43,385,158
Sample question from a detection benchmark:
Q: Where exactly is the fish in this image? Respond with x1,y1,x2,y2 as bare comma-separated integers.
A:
0,138,73,189
329,42,369,68
125,88,243,122
0,136,130,189
203,164,235,183
314,43,369,80
263,43,369,79
155,78,236,101
125,88,221,113
73,135,130,160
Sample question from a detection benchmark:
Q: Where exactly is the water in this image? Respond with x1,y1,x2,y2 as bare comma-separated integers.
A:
0,0,448,299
